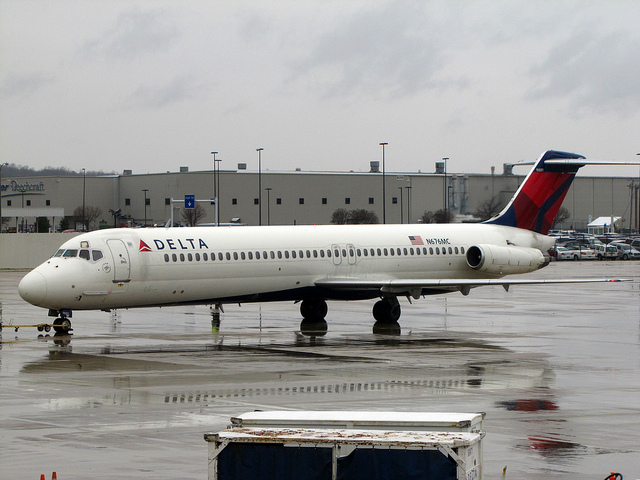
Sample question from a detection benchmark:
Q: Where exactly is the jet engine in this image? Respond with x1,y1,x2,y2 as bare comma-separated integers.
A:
466,244,548,275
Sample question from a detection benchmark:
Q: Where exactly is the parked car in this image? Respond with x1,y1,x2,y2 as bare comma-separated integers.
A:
553,245,595,261
593,244,619,260
609,242,640,260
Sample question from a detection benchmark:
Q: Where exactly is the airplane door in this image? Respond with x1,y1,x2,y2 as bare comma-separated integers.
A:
347,244,357,265
107,239,131,283
331,244,342,265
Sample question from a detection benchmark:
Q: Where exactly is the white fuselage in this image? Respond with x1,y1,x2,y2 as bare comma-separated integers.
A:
19,223,553,312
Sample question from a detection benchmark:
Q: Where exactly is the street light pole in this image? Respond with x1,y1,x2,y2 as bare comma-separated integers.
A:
398,187,403,224
257,148,263,226
211,151,221,226
405,185,412,223
265,187,272,226
380,143,388,224
0,162,8,233
442,157,449,222
142,189,149,227
82,168,86,231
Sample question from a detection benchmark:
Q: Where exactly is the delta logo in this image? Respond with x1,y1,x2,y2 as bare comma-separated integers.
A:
139,240,152,252
139,238,211,251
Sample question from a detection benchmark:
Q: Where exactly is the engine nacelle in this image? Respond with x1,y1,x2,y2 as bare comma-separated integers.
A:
466,244,548,275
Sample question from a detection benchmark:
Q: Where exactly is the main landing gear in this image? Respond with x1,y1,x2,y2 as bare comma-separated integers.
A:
298,296,402,336
372,296,401,335
299,298,328,336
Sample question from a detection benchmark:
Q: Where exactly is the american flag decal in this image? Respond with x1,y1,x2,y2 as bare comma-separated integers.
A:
139,240,152,252
408,235,424,245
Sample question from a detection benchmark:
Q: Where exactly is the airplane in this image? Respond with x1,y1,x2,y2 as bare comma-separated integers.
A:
18,150,629,334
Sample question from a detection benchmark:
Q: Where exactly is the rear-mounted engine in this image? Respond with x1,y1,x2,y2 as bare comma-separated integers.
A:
466,244,548,275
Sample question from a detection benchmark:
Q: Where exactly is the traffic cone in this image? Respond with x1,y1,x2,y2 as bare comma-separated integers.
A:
41,475,45,480
52,473,57,480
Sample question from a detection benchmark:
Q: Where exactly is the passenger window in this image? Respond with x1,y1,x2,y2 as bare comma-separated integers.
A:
172,254,177,262
429,247,433,255
248,252,253,260
320,250,324,258
377,248,382,256
454,247,459,254
341,249,346,257
370,248,375,256
271,251,275,259
448,247,453,254
306,250,311,258
219,252,224,261
256,251,261,260
383,248,388,256
390,248,394,256
327,250,332,258
461,247,465,254
180,253,185,261
241,252,246,260
436,248,440,255
63,249,78,257
196,253,201,261
164,254,170,262
233,252,239,260
203,253,208,261
188,253,193,261
291,251,296,259
79,249,90,260
226,252,231,260
278,251,283,259
335,249,341,257
363,249,368,256
403,248,408,255
92,250,103,261
313,250,318,258
54,249,64,257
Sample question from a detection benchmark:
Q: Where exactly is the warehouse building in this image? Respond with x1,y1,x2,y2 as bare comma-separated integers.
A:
1,163,639,233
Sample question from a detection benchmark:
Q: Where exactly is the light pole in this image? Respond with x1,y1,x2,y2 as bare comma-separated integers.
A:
398,187,403,224
380,142,388,224
0,162,8,233
142,189,149,227
405,185,412,223
442,157,449,222
265,187,272,226
82,168,86,231
257,148,263,226
211,151,221,226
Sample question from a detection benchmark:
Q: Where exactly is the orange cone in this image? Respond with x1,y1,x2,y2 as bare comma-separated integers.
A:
52,473,57,480
41,475,45,480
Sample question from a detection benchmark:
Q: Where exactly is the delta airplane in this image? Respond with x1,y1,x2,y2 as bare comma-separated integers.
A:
18,150,628,334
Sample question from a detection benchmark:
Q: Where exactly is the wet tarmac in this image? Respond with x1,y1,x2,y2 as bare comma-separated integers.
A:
1,261,639,480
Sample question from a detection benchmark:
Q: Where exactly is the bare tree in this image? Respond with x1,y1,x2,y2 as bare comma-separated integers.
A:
552,206,571,229
475,196,505,221
331,208,379,224
420,209,452,224
73,205,103,231
181,204,207,226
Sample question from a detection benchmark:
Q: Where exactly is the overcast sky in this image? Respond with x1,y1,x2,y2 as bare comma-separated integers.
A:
1,1,639,177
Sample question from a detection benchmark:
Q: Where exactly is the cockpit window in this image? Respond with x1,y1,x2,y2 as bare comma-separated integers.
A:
92,250,103,261
54,249,64,257
62,249,78,258
79,249,91,261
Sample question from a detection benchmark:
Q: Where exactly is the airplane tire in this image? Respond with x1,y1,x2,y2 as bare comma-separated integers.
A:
300,298,328,321
372,299,401,323
53,318,72,334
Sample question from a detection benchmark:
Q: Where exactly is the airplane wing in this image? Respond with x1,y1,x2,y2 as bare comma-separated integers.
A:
315,277,629,298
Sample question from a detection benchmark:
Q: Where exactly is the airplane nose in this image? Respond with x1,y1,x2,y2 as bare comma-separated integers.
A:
19,270,48,306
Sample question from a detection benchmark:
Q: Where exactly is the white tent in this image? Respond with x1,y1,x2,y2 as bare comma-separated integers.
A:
587,216,621,235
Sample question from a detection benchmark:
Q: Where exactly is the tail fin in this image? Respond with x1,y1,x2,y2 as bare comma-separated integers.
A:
485,150,586,235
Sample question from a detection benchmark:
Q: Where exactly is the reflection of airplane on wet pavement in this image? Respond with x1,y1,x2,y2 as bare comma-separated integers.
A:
18,150,631,333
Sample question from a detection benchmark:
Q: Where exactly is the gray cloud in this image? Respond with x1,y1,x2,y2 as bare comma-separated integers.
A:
127,76,202,109
288,2,466,98
0,72,54,100
527,29,640,116
81,8,180,60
